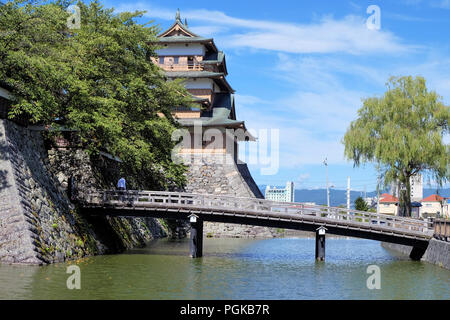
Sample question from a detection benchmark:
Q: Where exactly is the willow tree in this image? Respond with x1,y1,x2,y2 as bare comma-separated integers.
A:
0,0,194,189
343,76,449,217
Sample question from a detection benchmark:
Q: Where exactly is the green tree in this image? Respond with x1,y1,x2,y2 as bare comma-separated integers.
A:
354,196,368,211
0,0,194,189
343,76,449,217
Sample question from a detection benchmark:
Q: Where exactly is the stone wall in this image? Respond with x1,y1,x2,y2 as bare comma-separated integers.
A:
182,153,293,238
381,239,450,269
0,119,167,265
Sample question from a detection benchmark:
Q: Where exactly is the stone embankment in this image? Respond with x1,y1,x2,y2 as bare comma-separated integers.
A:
183,153,304,238
382,238,450,269
0,119,168,265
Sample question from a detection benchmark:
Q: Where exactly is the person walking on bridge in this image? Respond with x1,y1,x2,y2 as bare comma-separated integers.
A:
117,177,126,191
117,177,126,202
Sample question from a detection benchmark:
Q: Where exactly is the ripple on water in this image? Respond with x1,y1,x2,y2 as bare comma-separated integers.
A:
0,238,448,299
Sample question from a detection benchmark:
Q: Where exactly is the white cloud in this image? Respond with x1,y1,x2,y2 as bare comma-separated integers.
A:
112,2,449,171
221,15,414,55
188,25,228,37
237,52,450,169
114,3,174,20
431,0,450,9
234,94,268,106
115,3,414,55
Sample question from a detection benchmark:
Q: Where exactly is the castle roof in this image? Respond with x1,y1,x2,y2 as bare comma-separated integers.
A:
165,71,234,93
157,9,218,52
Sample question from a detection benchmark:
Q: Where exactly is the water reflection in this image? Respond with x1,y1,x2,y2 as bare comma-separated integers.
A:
0,238,448,299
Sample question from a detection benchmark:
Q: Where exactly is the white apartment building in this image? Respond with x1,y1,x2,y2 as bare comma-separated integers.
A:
390,173,423,201
265,182,295,203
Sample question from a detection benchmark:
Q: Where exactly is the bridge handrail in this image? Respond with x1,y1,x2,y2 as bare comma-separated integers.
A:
85,189,419,219
81,190,433,233
86,190,431,223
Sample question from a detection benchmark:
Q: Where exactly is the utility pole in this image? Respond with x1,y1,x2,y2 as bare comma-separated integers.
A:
376,164,380,215
323,158,329,208
347,176,351,210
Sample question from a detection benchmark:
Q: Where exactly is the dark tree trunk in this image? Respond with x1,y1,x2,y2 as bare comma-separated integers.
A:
398,172,412,217
405,176,412,217
398,174,412,217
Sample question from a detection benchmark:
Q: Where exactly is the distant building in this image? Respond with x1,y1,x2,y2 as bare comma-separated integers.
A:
378,191,449,218
265,182,295,202
443,199,450,218
363,197,377,209
410,174,423,201
390,173,423,201
378,193,398,215
420,194,445,218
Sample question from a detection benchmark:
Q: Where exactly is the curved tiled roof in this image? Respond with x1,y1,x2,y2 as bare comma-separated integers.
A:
164,71,235,93
421,194,444,202
165,71,224,78
157,36,214,43
379,193,398,203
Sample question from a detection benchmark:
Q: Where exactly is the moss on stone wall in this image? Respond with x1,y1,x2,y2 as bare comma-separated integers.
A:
0,120,168,265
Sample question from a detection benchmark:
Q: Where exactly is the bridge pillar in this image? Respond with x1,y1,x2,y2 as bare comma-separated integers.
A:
409,245,428,261
315,226,327,261
189,214,203,258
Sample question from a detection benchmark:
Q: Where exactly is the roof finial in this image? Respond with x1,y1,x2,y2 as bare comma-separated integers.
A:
184,18,188,27
176,8,181,22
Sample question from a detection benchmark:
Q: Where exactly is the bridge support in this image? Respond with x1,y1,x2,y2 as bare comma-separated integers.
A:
409,245,428,261
189,214,203,258
315,226,327,261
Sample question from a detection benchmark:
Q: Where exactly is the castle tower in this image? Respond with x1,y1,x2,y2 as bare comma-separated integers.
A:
154,11,274,237
153,10,255,164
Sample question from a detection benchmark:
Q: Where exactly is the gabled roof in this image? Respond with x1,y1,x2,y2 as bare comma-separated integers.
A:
421,194,444,202
165,71,235,93
165,71,224,78
176,117,256,141
379,193,398,203
158,9,199,38
157,10,218,52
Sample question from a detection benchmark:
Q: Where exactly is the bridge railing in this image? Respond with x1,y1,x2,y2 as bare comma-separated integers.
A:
82,190,434,234
433,219,450,241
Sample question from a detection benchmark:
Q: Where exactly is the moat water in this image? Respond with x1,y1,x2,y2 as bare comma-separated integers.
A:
0,237,448,299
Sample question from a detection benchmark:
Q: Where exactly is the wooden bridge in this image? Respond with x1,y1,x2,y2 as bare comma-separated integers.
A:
80,190,434,260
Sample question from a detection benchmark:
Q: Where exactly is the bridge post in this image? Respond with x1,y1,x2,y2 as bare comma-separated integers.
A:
315,226,327,261
189,214,203,258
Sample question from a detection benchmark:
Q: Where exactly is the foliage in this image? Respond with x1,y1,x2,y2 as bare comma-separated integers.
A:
343,76,449,216
354,196,369,211
0,0,194,189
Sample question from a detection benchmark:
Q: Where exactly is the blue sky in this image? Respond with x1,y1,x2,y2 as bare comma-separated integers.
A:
104,0,450,191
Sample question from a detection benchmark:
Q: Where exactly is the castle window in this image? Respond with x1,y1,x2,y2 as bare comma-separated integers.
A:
159,57,164,64
174,57,179,64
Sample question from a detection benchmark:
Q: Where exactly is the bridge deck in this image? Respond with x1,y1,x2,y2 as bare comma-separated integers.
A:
81,190,433,247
